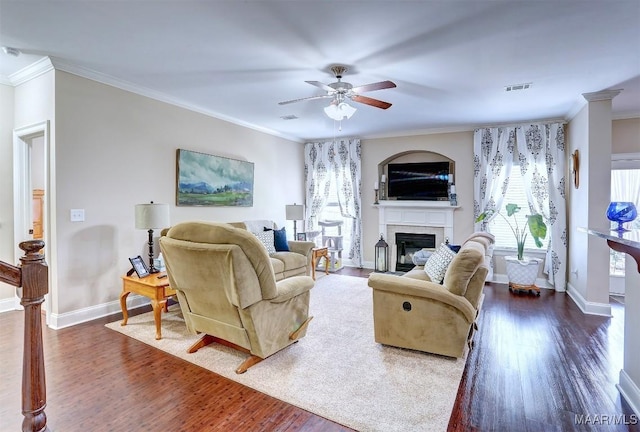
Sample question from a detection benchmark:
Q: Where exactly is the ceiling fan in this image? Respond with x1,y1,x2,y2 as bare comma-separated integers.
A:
278,65,396,120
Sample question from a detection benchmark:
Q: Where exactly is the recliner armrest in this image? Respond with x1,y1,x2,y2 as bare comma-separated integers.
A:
287,241,315,257
367,273,476,322
271,275,314,303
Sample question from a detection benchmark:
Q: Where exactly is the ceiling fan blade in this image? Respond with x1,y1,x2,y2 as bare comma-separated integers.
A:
351,95,392,109
351,80,396,93
278,94,333,105
305,80,335,93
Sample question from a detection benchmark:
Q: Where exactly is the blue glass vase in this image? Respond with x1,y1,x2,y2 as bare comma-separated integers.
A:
606,202,638,231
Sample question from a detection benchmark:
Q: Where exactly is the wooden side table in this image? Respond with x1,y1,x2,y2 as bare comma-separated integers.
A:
120,273,176,340
311,247,330,280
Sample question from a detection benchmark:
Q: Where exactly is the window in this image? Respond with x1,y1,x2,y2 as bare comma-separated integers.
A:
610,167,640,275
485,166,550,251
317,179,352,252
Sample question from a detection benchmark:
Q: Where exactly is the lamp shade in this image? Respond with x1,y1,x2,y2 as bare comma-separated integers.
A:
135,203,170,229
324,102,357,121
286,204,305,221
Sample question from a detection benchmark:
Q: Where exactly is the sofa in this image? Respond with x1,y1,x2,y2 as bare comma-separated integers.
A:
159,221,314,373
367,232,495,358
227,220,316,281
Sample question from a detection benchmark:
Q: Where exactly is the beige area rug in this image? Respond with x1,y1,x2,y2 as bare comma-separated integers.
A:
105,274,466,432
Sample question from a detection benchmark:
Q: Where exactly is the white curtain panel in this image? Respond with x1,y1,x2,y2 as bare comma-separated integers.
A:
516,123,567,291
473,127,516,228
304,139,363,267
612,169,640,204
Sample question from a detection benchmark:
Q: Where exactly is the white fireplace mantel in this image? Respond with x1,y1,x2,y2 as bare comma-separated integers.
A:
375,200,460,244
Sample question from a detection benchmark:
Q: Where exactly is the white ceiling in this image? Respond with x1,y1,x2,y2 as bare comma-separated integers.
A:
1,1,639,142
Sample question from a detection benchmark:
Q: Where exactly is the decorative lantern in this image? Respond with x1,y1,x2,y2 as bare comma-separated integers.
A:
375,234,389,273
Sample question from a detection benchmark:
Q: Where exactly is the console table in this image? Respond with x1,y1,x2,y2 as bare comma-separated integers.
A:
583,228,640,414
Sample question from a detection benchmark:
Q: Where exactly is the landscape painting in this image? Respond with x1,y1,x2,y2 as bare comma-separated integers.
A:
176,149,254,207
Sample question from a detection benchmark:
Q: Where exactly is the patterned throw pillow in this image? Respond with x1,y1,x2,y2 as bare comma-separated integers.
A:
254,230,276,254
264,227,290,252
424,243,457,284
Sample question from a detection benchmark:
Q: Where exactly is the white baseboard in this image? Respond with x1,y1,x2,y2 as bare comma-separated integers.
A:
566,282,612,317
0,296,20,313
618,369,640,417
361,260,374,270
48,295,151,329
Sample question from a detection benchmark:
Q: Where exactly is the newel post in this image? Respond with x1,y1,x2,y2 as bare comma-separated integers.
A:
18,240,50,432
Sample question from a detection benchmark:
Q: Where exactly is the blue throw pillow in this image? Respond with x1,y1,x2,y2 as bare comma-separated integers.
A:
447,244,462,253
264,227,290,252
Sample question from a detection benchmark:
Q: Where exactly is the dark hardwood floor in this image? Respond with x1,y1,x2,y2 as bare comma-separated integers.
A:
1,268,638,431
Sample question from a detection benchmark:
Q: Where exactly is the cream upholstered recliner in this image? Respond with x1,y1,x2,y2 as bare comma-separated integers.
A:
367,233,494,358
159,221,315,373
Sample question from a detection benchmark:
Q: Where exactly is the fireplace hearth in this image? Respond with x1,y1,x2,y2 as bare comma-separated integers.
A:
395,232,436,272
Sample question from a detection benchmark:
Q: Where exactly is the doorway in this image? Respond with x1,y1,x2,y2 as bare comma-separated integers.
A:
14,121,52,325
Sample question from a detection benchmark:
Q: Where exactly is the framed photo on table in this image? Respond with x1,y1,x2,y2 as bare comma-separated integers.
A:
297,233,307,241
129,255,150,278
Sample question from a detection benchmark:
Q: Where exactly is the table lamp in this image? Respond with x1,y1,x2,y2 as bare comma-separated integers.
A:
286,203,305,238
135,201,170,273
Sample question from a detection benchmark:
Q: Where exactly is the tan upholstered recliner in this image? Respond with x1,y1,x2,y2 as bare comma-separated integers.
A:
367,233,494,358
159,221,314,373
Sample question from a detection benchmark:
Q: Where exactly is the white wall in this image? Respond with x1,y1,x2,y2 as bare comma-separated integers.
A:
31,135,45,189
52,71,304,318
567,97,618,315
0,84,15,302
613,118,640,154
14,71,55,129
585,100,615,308
568,106,589,300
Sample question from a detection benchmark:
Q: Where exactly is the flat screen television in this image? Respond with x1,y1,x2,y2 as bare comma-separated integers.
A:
387,161,450,200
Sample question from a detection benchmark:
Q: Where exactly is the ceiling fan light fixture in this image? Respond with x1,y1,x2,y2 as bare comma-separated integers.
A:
324,102,357,121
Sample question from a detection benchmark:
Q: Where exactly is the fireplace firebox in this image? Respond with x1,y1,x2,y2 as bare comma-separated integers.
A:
395,233,436,272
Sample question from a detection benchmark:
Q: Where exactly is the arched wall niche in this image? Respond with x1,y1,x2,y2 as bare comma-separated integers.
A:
377,150,455,182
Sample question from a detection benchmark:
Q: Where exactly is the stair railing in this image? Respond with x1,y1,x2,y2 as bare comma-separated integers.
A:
0,240,50,432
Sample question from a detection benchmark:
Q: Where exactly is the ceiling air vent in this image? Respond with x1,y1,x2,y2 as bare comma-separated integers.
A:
505,82,532,92
280,115,299,120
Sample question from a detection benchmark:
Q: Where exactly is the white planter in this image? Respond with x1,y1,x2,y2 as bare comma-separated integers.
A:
505,256,541,286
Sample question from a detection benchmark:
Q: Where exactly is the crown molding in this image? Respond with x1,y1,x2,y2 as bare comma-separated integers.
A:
50,58,302,143
363,125,474,140
582,89,622,102
613,111,640,120
8,57,54,86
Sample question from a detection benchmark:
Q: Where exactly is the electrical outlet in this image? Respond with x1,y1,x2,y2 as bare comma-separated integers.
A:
70,209,85,222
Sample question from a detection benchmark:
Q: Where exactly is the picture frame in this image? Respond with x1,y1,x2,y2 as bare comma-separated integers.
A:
296,233,307,241
176,149,254,207
129,255,150,278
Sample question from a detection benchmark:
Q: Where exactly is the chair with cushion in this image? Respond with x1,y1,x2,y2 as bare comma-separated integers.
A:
367,232,494,358
229,220,316,280
159,221,315,373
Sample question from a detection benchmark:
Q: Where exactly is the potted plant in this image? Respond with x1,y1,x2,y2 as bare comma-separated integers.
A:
476,203,547,294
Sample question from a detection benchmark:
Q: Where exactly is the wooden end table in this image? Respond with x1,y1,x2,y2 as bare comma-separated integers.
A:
120,273,176,340
311,247,330,280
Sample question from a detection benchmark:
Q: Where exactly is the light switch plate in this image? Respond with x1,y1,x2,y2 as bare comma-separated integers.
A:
70,209,85,222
